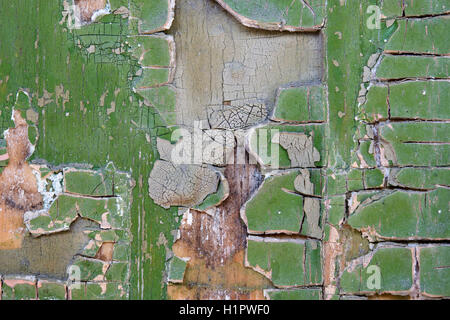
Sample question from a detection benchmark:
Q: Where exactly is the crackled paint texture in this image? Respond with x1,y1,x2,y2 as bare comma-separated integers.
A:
0,0,448,300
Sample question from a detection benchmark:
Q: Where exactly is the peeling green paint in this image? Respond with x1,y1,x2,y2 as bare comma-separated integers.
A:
216,0,326,31
0,0,448,301
404,0,449,16
340,247,413,294
377,56,449,79
271,86,326,123
38,281,66,300
265,288,322,300
167,256,188,284
386,17,450,54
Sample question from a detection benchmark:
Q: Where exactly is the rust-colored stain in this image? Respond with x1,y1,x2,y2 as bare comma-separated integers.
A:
75,0,106,22
169,154,272,299
0,111,42,250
